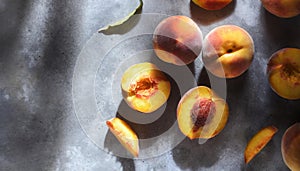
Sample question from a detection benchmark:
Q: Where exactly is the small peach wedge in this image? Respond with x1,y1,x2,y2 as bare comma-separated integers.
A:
153,15,203,65
244,126,278,164
281,123,300,171
121,62,171,113
177,86,229,139
192,0,233,10
267,48,300,100
106,117,139,157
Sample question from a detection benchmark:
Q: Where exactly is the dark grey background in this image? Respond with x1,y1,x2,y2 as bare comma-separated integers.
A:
1,0,299,170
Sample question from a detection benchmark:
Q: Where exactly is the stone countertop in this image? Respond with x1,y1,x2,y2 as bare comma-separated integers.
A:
1,0,300,170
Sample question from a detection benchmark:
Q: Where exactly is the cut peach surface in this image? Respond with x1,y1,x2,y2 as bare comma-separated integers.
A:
106,117,139,157
177,86,229,139
281,123,300,171
121,62,171,113
192,0,233,10
244,126,278,164
153,15,203,65
202,25,254,78
267,48,300,100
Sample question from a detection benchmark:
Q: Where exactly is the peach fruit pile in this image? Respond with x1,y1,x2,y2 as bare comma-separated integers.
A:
105,1,300,165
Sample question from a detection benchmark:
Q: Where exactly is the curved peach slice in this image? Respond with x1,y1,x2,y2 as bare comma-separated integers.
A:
121,62,171,113
202,25,254,78
177,86,229,139
281,123,300,171
267,48,300,100
244,126,278,164
153,15,203,65
106,117,139,157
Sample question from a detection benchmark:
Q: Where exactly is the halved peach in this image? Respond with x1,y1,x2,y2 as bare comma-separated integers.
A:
121,62,171,113
267,48,300,100
281,123,300,171
153,15,203,65
177,86,229,139
106,117,139,157
192,0,233,10
244,126,278,164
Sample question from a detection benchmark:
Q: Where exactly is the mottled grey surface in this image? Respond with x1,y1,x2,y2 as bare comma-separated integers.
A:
1,0,300,170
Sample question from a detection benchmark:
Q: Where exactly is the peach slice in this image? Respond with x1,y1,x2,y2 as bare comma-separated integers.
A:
202,25,255,78
177,86,229,139
267,48,300,100
192,0,233,10
244,126,278,164
153,15,203,65
106,117,139,157
121,62,171,113
281,123,300,171
261,0,300,18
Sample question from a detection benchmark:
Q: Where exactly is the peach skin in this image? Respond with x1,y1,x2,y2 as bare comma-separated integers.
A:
202,25,254,78
192,0,233,10
153,15,203,65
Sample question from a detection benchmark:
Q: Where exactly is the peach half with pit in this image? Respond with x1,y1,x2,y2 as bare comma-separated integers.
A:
121,62,171,113
261,0,300,18
281,123,300,171
267,48,300,100
177,86,229,139
153,15,203,65
202,25,255,78
192,0,233,10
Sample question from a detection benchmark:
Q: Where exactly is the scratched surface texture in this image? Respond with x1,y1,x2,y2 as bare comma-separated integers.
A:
0,0,300,170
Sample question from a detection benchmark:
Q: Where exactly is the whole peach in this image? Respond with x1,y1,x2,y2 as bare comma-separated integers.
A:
281,123,300,171
261,0,300,18
192,0,233,10
202,25,255,78
153,15,203,65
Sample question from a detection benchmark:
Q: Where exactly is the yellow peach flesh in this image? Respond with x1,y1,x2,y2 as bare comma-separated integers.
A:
267,48,300,100
177,86,229,139
244,126,278,164
106,117,139,157
121,62,171,113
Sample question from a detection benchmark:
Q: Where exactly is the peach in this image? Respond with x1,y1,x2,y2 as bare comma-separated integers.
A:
281,123,300,171
121,62,171,113
177,86,229,139
202,25,255,78
261,0,300,18
192,0,233,10
106,117,139,157
267,48,300,100
244,126,278,164
153,15,203,65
